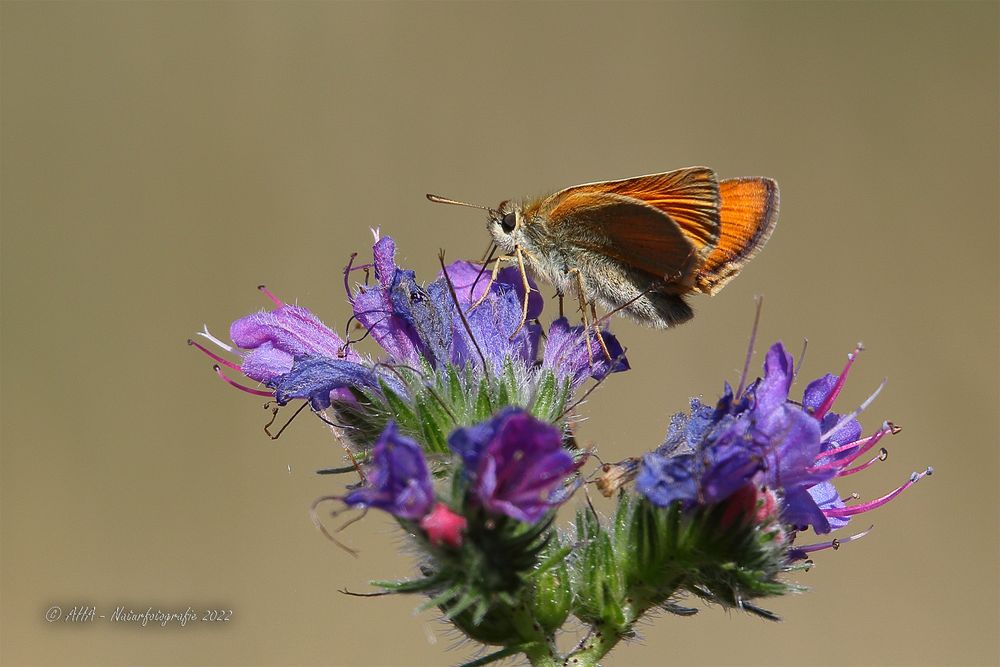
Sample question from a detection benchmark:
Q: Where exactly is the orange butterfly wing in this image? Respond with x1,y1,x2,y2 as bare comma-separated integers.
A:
534,167,721,284
694,177,779,295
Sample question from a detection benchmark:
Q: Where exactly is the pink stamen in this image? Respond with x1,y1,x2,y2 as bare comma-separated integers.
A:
823,468,933,518
836,449,888,477
257,284,283,307
811,423,891,472
188,338,242,371
822,378,886,443
812,343,863,420
213,365,274,397
793,525,874,554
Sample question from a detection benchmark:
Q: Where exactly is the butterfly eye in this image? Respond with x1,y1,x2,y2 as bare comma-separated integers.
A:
501,211,517,234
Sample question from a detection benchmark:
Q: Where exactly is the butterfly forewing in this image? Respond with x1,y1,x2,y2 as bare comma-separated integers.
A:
544,167,721,254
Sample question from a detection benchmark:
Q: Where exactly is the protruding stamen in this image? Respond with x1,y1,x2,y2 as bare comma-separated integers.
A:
823,468,933,518
812,342,864,419
822,377,886,443
836,448,888,476
812,423,892,471
257,284,283,307
188,337,242,371
196,325,235,353
793,525,874,554
213,365,273,397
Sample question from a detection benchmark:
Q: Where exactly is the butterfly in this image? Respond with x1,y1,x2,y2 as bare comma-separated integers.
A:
429,167,778,349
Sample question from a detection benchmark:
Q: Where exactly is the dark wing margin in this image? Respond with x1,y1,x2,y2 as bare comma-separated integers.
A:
695,177,779,295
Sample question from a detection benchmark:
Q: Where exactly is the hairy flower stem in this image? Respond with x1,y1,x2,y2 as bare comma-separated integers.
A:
523,621,626,667
566,626,625,666
523,642,563,667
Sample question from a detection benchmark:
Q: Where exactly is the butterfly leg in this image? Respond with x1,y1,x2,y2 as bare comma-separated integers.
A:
566,267,596,362
467,254,512,311
589,301,613,362
565,268,613,363
509,245,533,338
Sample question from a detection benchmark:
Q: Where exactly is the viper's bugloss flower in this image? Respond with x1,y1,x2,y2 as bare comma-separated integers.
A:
192,233,629,446
637,341,931,542
419,503,468,549
342,422,434,520
188,285,370,406
448,408,582,523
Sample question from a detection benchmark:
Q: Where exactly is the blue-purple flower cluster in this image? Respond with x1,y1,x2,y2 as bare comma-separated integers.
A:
636,341,931,555
191,233,624,543
193,231,929,585
191,233,627,413
343,408,580,544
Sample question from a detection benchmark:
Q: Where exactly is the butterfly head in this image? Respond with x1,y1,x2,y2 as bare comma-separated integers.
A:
486,200,526,254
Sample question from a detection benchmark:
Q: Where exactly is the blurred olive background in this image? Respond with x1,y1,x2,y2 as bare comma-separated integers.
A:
2,2,996,666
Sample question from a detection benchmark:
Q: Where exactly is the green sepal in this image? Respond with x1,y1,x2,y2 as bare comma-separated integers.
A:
571,506,628,630
527,537,573,634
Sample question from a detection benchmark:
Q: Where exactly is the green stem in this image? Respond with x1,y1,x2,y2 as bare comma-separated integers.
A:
561,622,626,666
523,640,563,667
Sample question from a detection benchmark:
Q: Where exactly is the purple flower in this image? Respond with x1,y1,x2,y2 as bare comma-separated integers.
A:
436,260,542,372
635,451,698,508
343,422,435,520
542,317,629,391
637,341,931,541
448,408,581,523
193,234,630,437
351,236,431,367
189,285,365,405
228,290,358,382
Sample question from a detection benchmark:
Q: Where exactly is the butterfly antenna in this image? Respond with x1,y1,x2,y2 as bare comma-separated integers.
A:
426,193,494,213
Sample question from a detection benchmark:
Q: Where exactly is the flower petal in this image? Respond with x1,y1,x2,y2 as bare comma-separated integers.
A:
270,355,383,409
